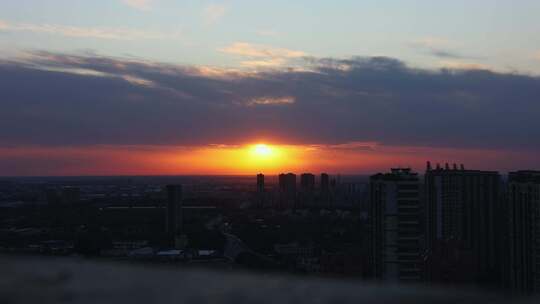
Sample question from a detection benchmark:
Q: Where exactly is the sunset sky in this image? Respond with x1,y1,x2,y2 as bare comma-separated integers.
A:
1,0,540,175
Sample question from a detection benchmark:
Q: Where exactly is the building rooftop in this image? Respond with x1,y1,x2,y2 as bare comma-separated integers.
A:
425,162,499,175
509,170,540,183
370,168,419,181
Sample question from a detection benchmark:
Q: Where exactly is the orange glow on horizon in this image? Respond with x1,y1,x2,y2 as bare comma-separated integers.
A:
0,143,536,176
175,143,308,174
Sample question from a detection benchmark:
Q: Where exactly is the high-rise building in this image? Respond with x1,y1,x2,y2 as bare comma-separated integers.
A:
424,162,501,285
257,173,265,193
319,173,331,205
369,168,423,282
279,173,297,193
256,173,265,208
320,173,330,193
300,173,315,191
166,184,183,245
278,173,285,194
300,173,315,206
507,171,540,294
279,173,297,208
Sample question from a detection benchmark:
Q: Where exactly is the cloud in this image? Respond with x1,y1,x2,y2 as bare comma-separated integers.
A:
246,96,296,106
429,49,466,59
202,4,227,25
4,51,160,90
239,58,287,68
325,142,379,151
410,37,475,60
1,51,539,155
439,60,491,71
219,42,307,67
121,0,153,11
408,38,488,70
0,20,180,40
220,42,306,58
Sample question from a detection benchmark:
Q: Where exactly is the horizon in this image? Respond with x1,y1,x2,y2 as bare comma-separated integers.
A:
0,167,519,179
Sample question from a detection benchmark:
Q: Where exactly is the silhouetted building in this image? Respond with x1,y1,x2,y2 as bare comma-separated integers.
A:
278,174,285,190
425,162,501,286
335,182,365,208
330,178,337,188
300,173,315,192
507,170,540,294
279,173,297,208
320,173,330,193
319,173,331,205
166,185,183,247
256,173,265,208
369,168,423,282
299,173,315,206
257,174,265,193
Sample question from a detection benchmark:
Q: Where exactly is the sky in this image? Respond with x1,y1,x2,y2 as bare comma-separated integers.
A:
0,0,539,175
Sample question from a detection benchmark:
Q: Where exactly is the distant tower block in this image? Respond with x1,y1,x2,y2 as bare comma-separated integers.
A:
300,173,315,192
300,173,316,207
257,173,265,193
256,173,265,208
320,173,330,193
279,173,297,194
166,184,183,240
279,173,297,208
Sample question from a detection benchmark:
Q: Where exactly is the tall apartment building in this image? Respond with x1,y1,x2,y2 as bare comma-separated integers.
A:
320,173,330,193
165,184,183,247
257,173,265,193
300,173,315,192
256,173,265,207
508,171,540,294
424,162,501,285
369,168,423,282
299,173,315,206
279,173,297,208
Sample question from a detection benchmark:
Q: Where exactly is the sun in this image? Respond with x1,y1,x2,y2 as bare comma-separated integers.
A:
243,143,297,172
252,144,273,157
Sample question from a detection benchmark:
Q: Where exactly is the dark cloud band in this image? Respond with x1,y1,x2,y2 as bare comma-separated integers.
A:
1,52,539,150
